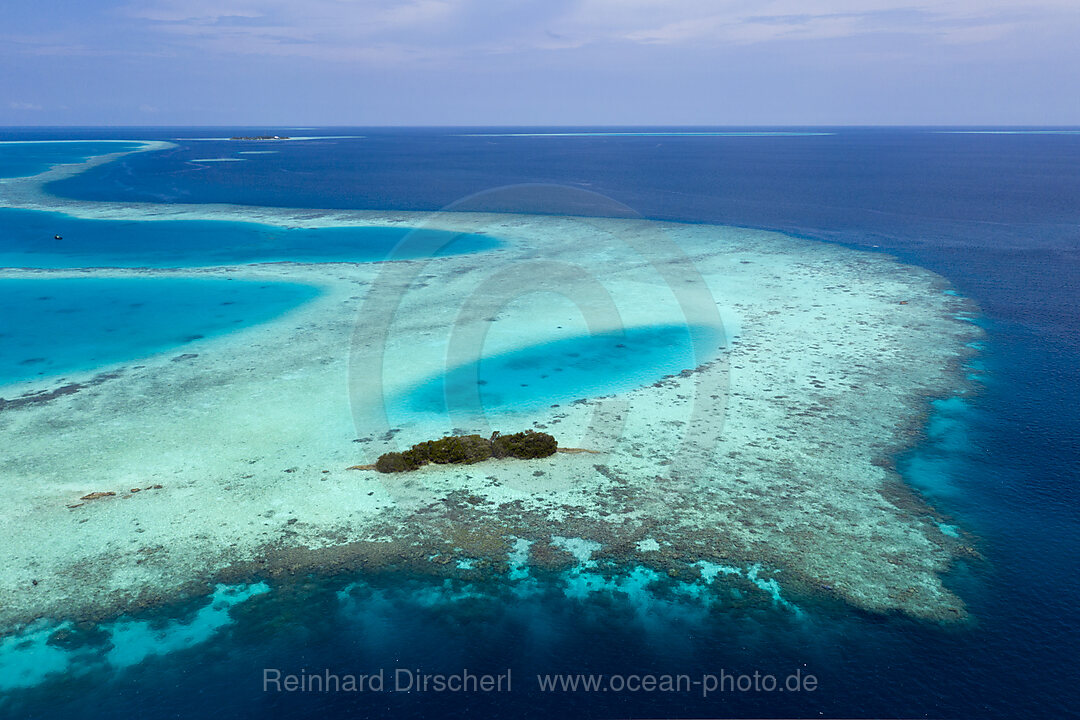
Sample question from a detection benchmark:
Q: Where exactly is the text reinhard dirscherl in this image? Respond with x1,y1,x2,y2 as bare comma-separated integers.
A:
262,668,818,697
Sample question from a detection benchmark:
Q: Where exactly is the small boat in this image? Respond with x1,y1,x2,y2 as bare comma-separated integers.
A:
53,234,62,240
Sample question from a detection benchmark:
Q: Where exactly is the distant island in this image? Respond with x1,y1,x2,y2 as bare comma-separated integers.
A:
229,135,290,140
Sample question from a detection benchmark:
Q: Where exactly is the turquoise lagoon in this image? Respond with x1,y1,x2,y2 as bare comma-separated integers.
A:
0,141,143,179
0,277,320,386
399,324,723,417
0,208,499,268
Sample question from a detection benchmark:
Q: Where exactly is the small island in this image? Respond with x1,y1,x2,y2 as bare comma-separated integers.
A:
229,135,290,141
366,430,558,473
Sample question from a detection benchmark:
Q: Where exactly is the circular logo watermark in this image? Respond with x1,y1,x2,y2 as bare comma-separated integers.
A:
348,184,729,490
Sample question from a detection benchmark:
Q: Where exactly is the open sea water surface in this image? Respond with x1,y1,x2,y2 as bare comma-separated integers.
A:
0,140,142,179
0,207,499,268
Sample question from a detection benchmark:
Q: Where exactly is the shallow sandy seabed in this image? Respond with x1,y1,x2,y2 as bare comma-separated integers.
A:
0,144,983,633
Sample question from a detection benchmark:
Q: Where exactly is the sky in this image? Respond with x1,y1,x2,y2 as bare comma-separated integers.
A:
2,0,1080,126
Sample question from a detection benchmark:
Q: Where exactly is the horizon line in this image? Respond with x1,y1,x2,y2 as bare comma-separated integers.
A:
3,123,1080,130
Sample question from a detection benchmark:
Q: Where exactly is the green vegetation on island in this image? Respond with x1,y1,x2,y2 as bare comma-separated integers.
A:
374,430,557,473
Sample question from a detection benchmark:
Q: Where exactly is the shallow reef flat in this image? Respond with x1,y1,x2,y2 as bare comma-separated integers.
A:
0,140,170,184
0,147,983,633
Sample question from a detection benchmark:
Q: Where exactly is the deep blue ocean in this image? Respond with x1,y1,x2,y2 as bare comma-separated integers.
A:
1,127,1078,719
0,207,498,269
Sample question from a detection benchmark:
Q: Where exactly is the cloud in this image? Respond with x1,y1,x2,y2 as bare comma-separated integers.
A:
568,0,1080,47
111,0,586,64
7,0,1080,65
621,12,867,45
156,1,1078,52
123,0,264,23
8,101,44,111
